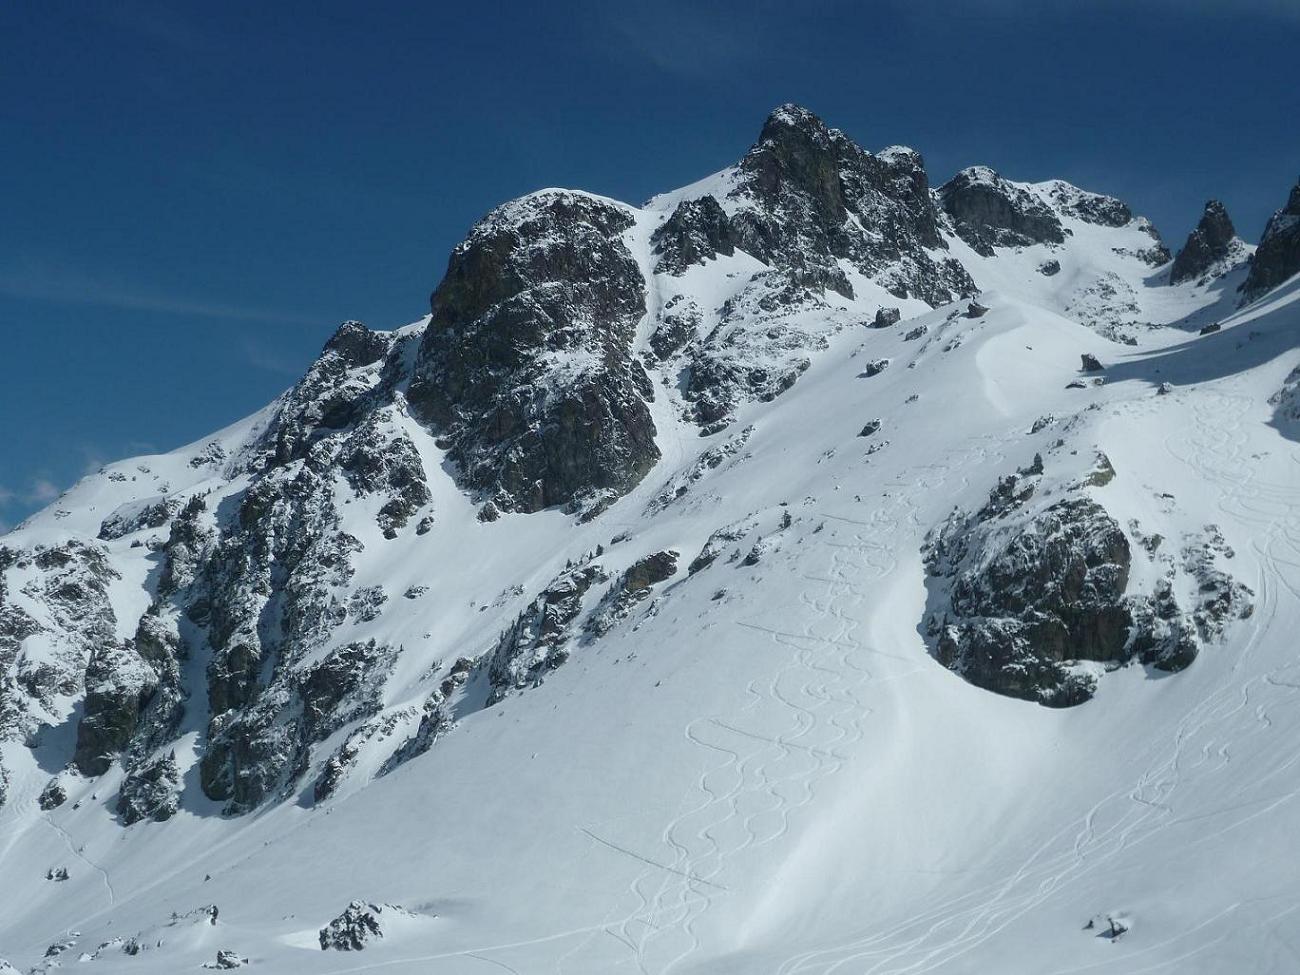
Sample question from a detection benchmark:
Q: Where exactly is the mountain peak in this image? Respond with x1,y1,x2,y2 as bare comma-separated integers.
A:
1195,199,1237,245
757,103,833,141
1170,199,1242,285
741,104,847,222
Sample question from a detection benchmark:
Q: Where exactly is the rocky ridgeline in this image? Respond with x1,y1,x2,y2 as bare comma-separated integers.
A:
657,105,977,431
180,325,442,813
924,453,1252,705
939,166,1067,255
938,166,1169,266
936,167,1170,345
723,105,973,305
0,319,447,816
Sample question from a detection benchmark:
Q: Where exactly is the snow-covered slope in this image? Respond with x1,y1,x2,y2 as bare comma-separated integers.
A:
3,106,1300,974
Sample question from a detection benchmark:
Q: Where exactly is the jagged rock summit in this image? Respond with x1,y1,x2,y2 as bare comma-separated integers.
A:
720,103,974,305
1170,199,1248,285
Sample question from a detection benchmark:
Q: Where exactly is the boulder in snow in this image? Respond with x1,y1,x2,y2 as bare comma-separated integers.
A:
871,306,901,328
320,901,386,951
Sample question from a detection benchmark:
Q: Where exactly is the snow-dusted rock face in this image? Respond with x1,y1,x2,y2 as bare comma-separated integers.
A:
73,640,159,776
939,166,1068,255
0,116,1240,819
1243,178,1300,301
486,558,608,700
925,448,1253,706
646,105,984,432
263,320,398,466
1170,200,1248,285
1,540,118,756
924,456,1136,706
651,195,736,275
0,320,448,817
116,751,180,824
723,105,974,305
409,190,657,516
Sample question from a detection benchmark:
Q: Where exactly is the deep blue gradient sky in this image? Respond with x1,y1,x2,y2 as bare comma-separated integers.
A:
2,0,1298,529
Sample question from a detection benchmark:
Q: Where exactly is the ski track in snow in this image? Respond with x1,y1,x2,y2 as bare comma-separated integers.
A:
9,362,1299,975
770,385,1300,975
545,432,1012,975
42,810,117,908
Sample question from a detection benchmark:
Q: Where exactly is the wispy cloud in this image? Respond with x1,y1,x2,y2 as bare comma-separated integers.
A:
28,479,61,504
0,259,320,327
239,334,310,376
0,477,65,510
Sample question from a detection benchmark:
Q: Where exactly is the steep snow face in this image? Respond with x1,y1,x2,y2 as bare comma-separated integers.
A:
4,105,1300,974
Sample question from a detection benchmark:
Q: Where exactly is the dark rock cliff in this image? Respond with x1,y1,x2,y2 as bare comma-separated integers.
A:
409,190,658,515
1170,200,1241,285
1243,178,1300,301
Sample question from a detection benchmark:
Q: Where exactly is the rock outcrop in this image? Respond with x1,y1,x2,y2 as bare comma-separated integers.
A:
585,550,679,638
925,453,1252,707
117,752,182,824
871,306,901,328
409,190,657,515
726,106,974,305
74,641,159,776
1170,200,1246,285
652,195,736,274
1242,178,1300,301
319,902,390,951
938,166,1066,255
926,496,1134,706
486,559,607,701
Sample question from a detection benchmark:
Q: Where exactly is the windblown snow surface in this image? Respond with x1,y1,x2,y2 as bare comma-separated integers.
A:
3,168,1300,974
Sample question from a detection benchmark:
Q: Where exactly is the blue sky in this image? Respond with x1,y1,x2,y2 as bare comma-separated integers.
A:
2,0,1298,530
